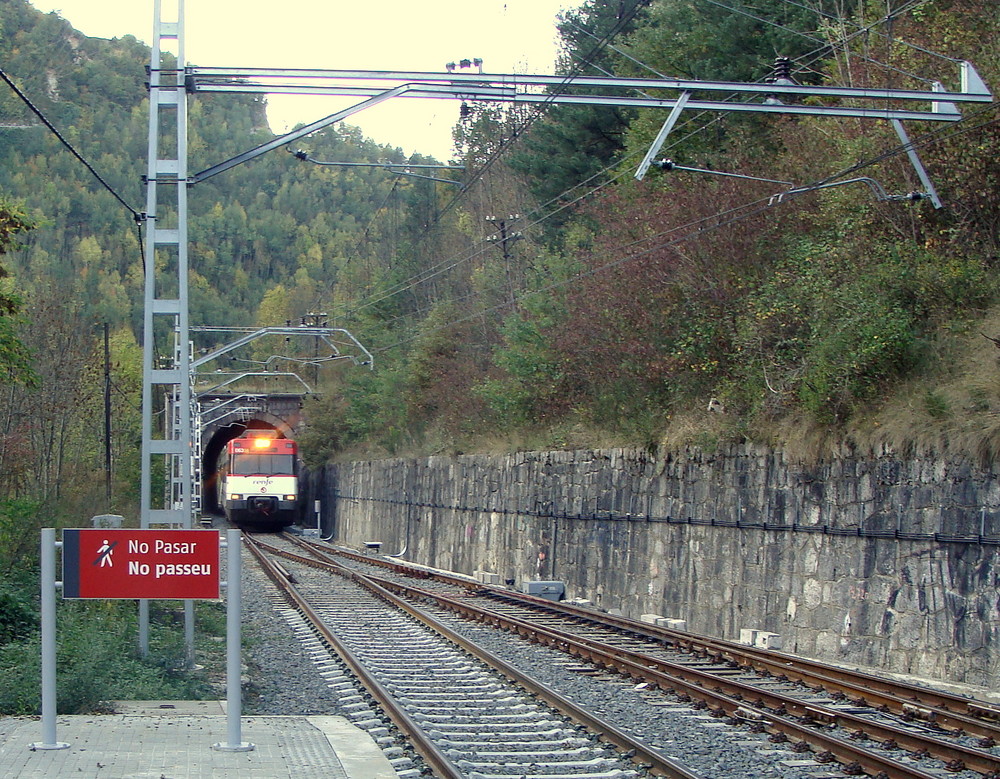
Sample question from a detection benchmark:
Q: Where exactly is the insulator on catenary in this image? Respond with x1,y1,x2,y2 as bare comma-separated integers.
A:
772,56,794,83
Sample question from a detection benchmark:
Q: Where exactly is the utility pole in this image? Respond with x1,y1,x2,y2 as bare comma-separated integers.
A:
103,322,112,509
301,312,327,389
485,215,523,309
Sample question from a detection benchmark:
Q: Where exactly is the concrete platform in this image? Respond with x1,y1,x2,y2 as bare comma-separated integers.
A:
0,701,398,778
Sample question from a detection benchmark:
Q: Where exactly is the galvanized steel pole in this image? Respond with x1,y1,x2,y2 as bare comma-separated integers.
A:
213,529,254,752
32,528,68,750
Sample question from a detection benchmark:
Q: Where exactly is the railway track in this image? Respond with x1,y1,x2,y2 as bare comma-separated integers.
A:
259,533,1000,779
244,532,702,779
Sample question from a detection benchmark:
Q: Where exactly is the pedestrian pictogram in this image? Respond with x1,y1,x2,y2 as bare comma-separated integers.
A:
95,539,116,567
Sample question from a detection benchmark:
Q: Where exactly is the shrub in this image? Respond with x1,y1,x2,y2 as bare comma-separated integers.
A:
0,578,37,644
0,599,219,715
0,499,44,571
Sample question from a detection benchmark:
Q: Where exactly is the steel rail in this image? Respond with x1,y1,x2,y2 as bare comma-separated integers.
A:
488,590,1000,735
355,571,1000,778
273,537,999,778
259,536,703,779
679,634,1000,738
322,543,1000,736
242,536,465,779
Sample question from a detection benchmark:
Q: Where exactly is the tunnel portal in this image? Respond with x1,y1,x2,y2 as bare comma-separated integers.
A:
199,393,304,515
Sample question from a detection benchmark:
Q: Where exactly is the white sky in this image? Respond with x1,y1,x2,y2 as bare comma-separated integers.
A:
28,0,575,160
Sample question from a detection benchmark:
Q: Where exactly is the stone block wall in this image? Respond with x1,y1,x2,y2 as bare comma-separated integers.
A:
302,443,1000,686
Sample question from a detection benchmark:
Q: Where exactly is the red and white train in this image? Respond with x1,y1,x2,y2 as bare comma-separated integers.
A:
218,434,299,531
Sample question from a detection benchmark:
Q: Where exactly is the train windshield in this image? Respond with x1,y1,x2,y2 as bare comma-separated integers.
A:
231,453,295,475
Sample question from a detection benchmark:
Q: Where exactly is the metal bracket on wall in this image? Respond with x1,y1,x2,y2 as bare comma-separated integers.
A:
183,62,992,196
631,61,991,208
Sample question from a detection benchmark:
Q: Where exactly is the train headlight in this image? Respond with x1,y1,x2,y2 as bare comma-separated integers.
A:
284,494,296,501
229,493,241,500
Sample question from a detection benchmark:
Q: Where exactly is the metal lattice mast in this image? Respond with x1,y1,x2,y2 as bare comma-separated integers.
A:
141,0,192,531
190,346,203,516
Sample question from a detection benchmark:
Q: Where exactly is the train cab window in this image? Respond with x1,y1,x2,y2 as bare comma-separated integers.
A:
231,453,296,475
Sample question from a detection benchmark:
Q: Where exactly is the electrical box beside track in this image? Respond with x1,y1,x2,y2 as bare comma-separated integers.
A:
521,580,565,601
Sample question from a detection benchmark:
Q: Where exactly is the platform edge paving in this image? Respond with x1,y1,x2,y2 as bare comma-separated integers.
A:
0,713,397,778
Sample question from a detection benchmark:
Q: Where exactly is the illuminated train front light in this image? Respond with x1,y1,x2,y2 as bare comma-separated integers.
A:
284,495,296,501
229,494,241,501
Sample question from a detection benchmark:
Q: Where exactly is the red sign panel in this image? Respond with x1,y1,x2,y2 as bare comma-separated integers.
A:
62,529,220,599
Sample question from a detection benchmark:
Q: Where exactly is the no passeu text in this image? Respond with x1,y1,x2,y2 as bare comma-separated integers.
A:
153,562,213,578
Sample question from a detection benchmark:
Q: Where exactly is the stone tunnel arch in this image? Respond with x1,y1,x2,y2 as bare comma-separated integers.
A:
199,394,304,515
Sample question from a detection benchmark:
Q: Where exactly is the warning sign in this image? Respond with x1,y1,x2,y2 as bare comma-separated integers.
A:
62,529,220,599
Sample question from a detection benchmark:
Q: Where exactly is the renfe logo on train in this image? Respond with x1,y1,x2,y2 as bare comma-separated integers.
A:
62,529,220,599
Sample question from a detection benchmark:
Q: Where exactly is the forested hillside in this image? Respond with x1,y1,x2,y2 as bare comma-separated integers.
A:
314,0,1000,466
0,0,456,522
1,0,999,529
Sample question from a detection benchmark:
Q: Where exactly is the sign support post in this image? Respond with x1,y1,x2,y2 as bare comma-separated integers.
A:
32,528,69,750
214,529,254,751
37,527,228,750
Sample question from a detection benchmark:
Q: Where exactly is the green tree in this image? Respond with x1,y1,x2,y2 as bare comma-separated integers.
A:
0,198,34,385
509,1,652,212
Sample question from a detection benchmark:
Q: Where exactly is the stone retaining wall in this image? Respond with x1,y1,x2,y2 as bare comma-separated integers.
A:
302,444,1000,686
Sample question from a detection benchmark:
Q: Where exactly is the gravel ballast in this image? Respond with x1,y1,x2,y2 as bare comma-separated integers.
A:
235,548,851,779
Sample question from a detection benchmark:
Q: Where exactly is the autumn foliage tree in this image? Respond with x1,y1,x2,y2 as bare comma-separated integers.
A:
0,199,33,386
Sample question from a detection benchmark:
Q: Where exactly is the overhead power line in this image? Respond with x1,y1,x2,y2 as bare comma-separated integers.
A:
0,67,142,224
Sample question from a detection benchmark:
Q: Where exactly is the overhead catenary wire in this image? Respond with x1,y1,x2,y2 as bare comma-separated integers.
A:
368,94,1000,357
333,0,985,335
